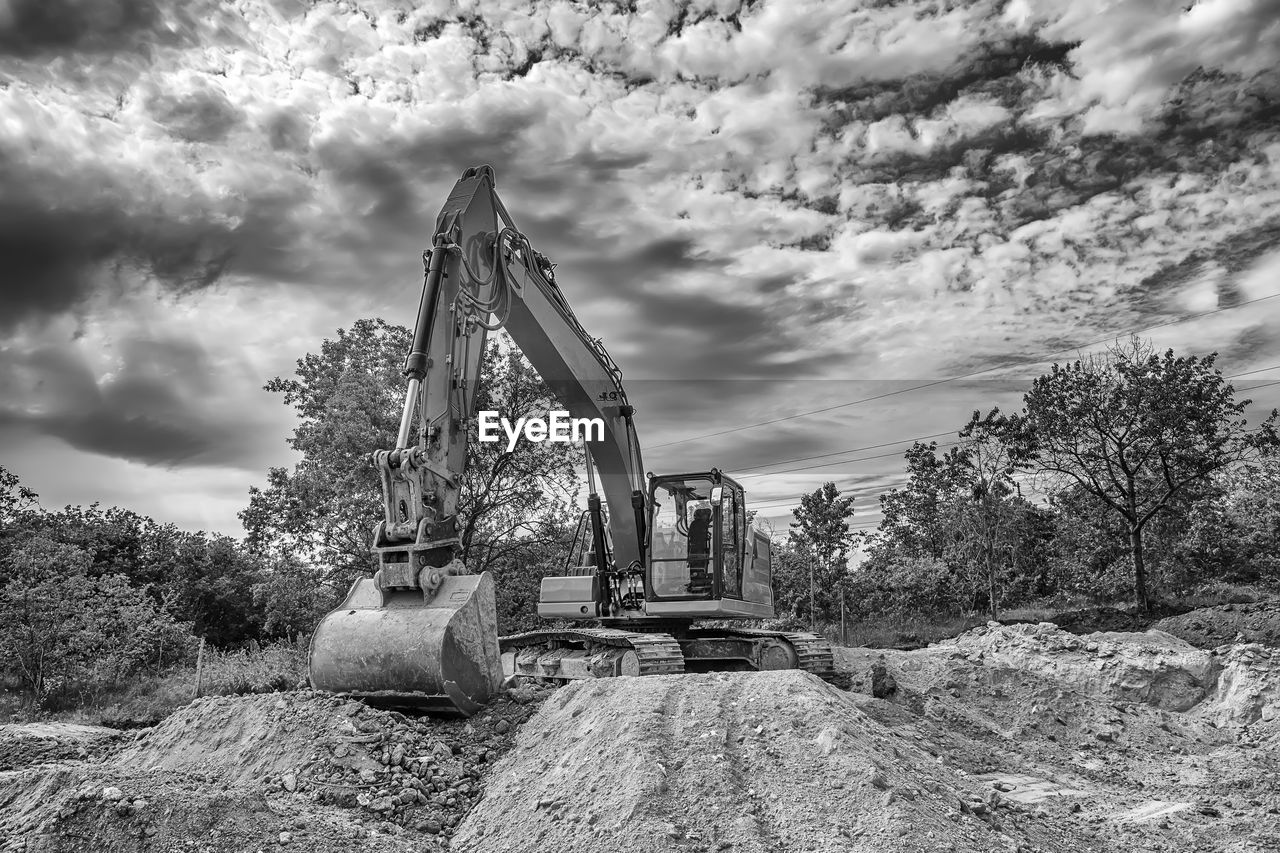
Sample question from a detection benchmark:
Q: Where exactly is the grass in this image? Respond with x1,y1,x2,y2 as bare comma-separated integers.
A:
1,638,312,728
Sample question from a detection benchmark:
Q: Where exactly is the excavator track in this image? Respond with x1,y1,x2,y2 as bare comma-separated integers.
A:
707,627,837,681
500,628,686,678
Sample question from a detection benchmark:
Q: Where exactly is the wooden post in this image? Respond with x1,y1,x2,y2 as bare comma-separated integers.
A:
841,590,846,646
194,638,206,699
809,560,815,633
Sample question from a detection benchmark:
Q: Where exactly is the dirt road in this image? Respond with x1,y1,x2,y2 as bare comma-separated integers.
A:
2,620,1278,852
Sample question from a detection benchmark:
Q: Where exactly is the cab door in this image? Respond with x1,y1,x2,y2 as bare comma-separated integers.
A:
718,483,745,600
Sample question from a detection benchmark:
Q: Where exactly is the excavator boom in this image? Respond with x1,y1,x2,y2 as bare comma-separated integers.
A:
308,165,833,714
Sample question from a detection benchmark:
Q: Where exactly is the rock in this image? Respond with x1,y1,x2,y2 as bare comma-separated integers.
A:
282,772,298,792
101,787,125,801
495,719,511,734
814,727,840,756
279,831,293,844
871,659,898,698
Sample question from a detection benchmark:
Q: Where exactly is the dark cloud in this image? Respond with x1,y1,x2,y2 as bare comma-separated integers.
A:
0,336,271,467
263,109,312,154
0,0,175,56
811,33,1078,128
146,85,243,143
0,137,324,329
0,161,231,331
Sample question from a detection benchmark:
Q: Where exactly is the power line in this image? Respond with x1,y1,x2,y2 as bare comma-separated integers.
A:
1230,363,1280,379
737,440,962,480
726,431,954,475
700,363,1280,482
651,291,1280,450
743,371,1280,524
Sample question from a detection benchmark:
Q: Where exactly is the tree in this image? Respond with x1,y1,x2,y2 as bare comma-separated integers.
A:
158,531,263,647
948,408,1027,620
242,318,411,587
1173,450,1280,590
1020,338,1279,611
241,319,583,620
873,441,968,562
0,465,38,525
788,482,857,629
0,534,193,705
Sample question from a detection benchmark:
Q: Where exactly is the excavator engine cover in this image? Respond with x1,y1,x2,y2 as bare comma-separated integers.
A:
309,571,501,716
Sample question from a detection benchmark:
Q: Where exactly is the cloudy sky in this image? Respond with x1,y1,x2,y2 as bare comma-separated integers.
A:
2,0,1280,538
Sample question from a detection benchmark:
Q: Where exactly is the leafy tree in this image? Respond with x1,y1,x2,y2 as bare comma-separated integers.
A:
242,318,410,587
485,519,578,634
0,534,193,705
948,408,1028,620
252,553,342,642
1020,338,1279,611
788,482,857,629
862,425,1053,617
873,442,969,561
767,536,811,629
848,554,957,618
158,531,263,647
0,465,38,525
242,320,583,630
1173,452,1280,590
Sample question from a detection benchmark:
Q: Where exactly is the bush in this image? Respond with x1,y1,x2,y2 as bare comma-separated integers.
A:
849,555,961,617
0,535,196,709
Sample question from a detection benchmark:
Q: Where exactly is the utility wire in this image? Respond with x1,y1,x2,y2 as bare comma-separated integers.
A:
710,364,1280,479
737,441,963,479
726,431,953,475
651,291,1280,450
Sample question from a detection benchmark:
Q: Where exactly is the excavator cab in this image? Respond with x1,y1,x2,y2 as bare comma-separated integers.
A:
645,472,773,614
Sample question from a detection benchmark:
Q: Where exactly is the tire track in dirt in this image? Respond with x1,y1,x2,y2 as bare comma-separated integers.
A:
640,674,776,853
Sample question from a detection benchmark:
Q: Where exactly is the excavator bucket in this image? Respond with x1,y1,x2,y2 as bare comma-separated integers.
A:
308,571,502,717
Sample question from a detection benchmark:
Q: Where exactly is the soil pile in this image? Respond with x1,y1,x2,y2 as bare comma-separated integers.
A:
4,621,1280,852
454,670,1102,853
1154,600,1280,649
0,687,551,853
838,623,1280,852
0,724,122,772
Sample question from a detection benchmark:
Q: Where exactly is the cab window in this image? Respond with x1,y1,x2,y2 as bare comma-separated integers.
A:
649,477,715,599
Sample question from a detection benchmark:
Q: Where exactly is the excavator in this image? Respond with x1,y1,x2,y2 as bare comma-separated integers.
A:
308,166,834,716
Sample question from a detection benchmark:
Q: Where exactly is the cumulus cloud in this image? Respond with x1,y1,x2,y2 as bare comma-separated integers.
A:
3,0,1280,531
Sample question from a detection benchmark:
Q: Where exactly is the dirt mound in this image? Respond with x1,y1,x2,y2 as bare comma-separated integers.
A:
948,623,1219,712
835,624,1280,852
455,670,1109,853
7,625,1280,853
0,687,551,852
1153,599,1280,649
0,723,122,771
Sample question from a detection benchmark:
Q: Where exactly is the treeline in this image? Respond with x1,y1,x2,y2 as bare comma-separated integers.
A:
5,324,1277,707
770,338,1280,630
0,320,584,709
0,474,331,709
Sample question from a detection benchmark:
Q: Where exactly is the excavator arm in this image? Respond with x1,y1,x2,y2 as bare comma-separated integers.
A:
309,165,648,714
378,165,647,573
